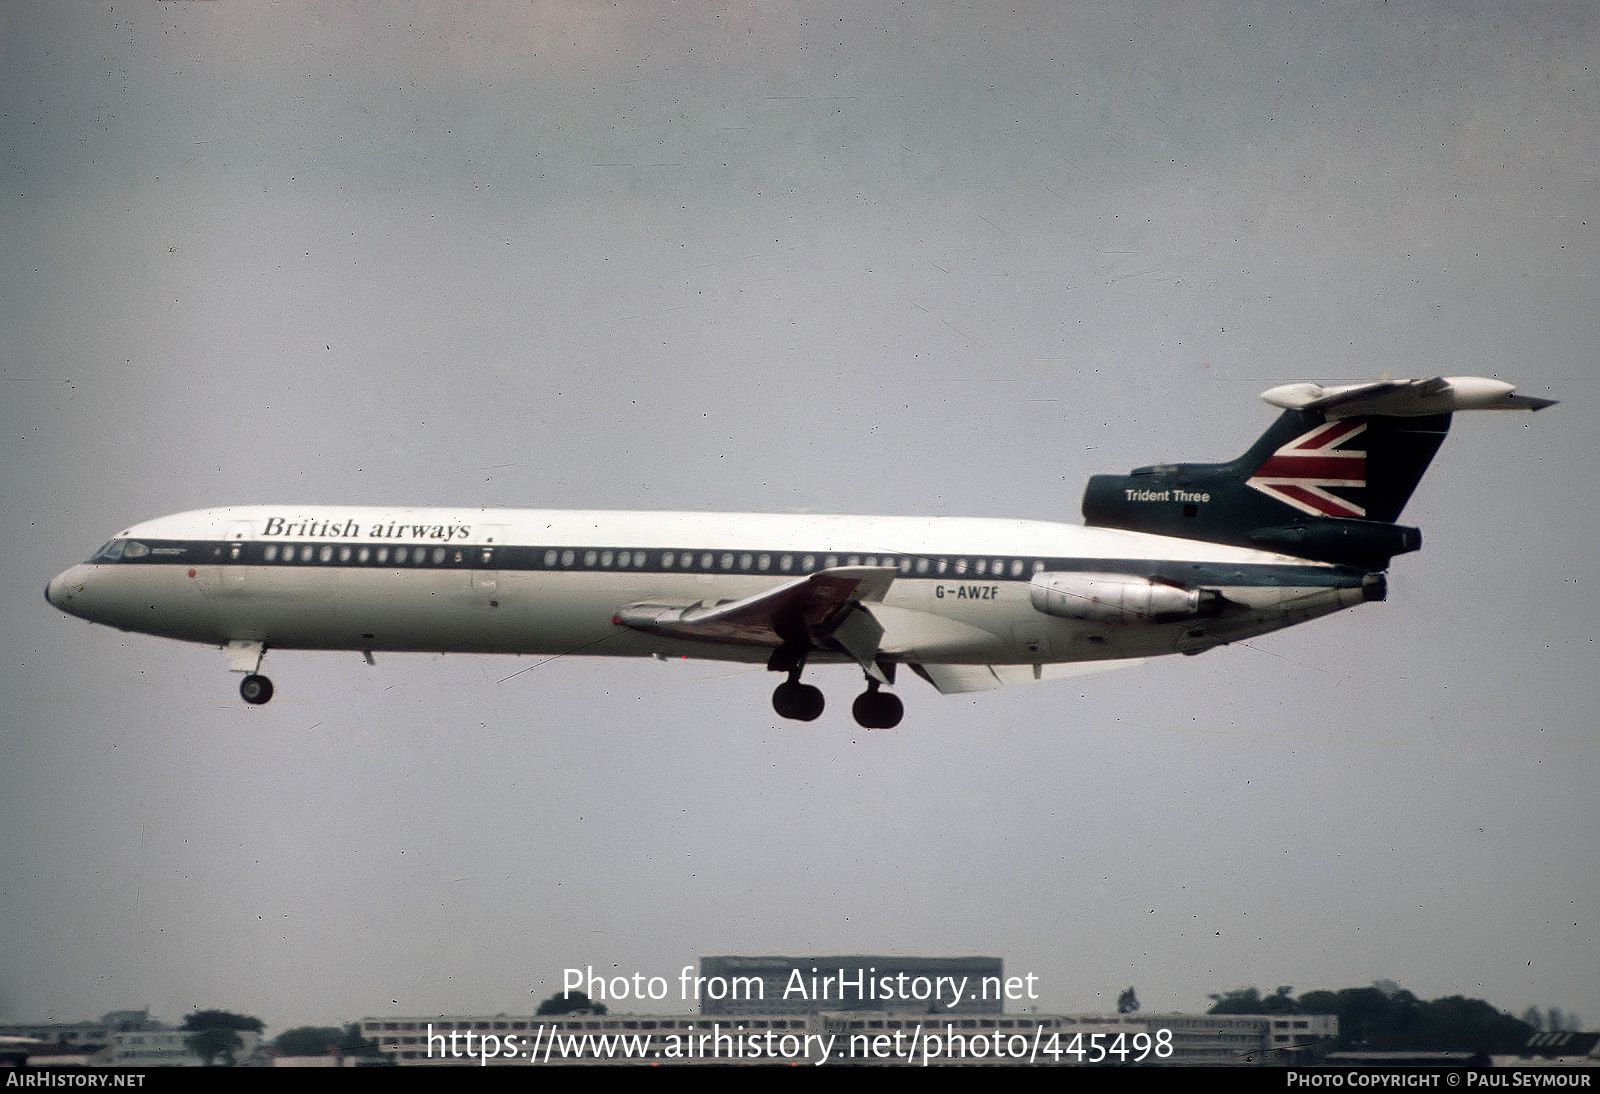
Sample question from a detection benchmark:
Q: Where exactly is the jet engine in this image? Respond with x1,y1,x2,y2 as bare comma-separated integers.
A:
1028,571,1220,625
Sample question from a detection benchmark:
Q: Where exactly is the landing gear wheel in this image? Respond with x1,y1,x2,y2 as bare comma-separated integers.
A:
852,689,903,729
240,674,274,705
772,681,825,722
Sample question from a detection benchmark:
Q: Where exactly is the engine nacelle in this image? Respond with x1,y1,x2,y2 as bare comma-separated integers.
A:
1029,571,1213,625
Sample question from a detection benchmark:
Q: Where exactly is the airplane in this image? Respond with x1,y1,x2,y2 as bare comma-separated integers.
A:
45,376,1554,729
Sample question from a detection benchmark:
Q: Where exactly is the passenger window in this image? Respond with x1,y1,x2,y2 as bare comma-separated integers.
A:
544,550,558,566
396,547,409,563
780,555,793,571
634,552,646,567
662,552,675,568
1032,560,1044,574
916,558,929,574
319,545,333,562
601,551,613,567
801,555,814,571
561,550,575,566
975,559,987,574
701,553,714,569
739,553,752,570
340,546,352,562
376,547,389,563
758,553,770,571
1010,559,1023,577
617,551,631,567
264,545,278,561
432,547,446,564
584,550,597,567
300,545,314,561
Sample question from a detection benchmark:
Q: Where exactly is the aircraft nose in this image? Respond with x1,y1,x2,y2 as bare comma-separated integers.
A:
45,568,83,614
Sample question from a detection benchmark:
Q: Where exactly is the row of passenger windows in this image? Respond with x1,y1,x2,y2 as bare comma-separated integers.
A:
261,543,491,566
543,549,1043,577
111,538,1053,578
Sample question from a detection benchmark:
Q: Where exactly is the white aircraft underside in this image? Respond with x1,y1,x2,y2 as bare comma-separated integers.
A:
44,377,1550,728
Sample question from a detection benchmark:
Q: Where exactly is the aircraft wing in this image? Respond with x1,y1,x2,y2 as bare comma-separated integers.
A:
614,566,899,676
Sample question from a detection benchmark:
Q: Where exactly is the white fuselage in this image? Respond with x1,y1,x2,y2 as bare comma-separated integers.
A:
46,505,1375,682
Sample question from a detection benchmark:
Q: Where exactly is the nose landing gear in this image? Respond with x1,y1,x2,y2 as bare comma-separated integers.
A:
239,673,275,705
227,640,275,705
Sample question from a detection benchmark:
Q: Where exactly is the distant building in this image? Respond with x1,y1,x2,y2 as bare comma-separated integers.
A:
0,1011,262,1067
0,1009,160,1052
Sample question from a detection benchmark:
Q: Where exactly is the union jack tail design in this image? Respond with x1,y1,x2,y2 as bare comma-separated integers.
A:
1245,419,1368,517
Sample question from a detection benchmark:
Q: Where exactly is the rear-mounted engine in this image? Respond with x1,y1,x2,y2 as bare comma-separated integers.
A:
1029,571,1221,625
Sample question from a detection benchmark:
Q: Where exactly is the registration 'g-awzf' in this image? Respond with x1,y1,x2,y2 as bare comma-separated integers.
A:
46,377,1554,728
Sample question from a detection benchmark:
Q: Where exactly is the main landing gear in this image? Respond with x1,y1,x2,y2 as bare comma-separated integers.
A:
851,679,904,729
768,643,904,728
772,679,826,721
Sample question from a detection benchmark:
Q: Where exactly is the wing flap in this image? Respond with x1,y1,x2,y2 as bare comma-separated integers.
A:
910,658,1147,695
614,566,898,652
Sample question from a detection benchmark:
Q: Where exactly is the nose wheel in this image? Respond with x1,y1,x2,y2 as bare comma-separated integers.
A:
239,673,275,705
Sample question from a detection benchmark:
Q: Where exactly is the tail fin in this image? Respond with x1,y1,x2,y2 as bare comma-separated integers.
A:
1082,377,1554,569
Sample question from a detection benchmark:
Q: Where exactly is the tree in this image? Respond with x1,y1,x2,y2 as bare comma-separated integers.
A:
536,991,607,1016
338,1023,384,1057
180,1010,263,1067
1116,987,1140,1014
185,1028,244,1067
1209,988,1267,1014
181,1010,264,1034
1260,986,1299,1015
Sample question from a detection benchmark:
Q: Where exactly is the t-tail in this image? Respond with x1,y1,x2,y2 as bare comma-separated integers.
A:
1082,377,1556,569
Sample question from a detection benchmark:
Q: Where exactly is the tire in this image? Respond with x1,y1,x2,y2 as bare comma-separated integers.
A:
852,689,903,729
773,681,825,722
240,674,274,705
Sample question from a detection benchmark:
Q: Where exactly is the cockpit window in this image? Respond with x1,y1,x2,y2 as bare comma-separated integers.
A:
122,541,150,558
90,540,125,562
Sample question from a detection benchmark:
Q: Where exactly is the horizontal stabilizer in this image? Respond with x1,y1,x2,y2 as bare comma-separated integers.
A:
1259,376,1557,418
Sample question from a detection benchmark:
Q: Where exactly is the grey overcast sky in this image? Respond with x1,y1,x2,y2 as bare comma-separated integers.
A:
2,1,1595,1035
